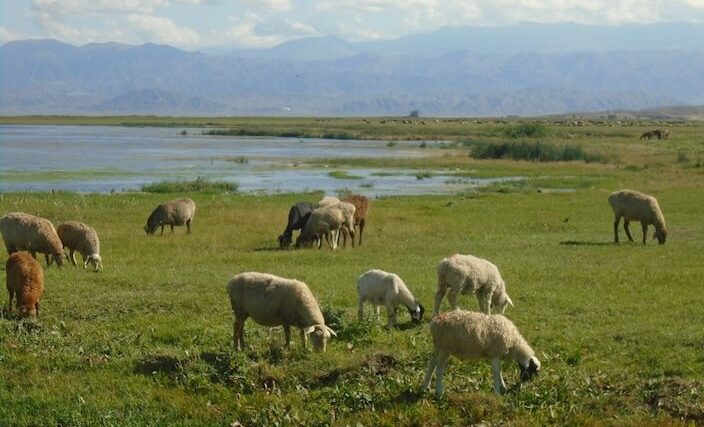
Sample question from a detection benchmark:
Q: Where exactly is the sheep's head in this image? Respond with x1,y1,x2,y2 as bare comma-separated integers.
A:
278,234,292,248
85,254,103,271
50,252,65,267
519,356,541,382
19,304,38,318
144,224,157,235
304,325,336,352
408,302,425,323
492,292,514,314
654,228,667,245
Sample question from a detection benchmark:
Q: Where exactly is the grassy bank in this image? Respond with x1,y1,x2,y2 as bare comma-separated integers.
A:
1,166,703,425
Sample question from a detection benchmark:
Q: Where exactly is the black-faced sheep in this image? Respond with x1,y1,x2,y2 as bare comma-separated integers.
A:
144,198,196,235
433,254,513,316
608,189,667,245
357,269,424,327
0,212,65,267
422,310,540,397
56,221,103,271
226,272,336,352
277,202,314,248
6,251,45,318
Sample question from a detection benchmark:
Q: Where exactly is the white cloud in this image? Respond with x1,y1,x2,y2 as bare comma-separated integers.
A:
126,14,200,46
241,0,292,11
0,26,27,43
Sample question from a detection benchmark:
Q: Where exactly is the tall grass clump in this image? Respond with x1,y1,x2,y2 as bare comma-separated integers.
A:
469,141,601,162
141,177,237,193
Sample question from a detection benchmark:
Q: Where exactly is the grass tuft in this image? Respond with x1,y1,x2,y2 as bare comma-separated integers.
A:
468,141,601,162
141,177,237,193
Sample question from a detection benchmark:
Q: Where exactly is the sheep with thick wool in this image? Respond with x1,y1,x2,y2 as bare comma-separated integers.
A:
433,254,513,315
422,310,540,397
56,221,103,271
226,272,337,352
608,189,667,245
144,198,196,235
6,251,45,318
296,202,355,250
0,212,65,267
315,196,340,208
357,269,424,327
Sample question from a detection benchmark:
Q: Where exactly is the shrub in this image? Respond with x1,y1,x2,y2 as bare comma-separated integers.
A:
469,141,601,162
142,177,237,193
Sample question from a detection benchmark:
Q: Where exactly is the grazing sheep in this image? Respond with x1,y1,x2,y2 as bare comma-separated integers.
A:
422,310,540,397
0,212,65,267
277,202,314,248
6,251,44,318
315,196,340,208
357,269,424,327
295,202,355,250
608,189,667,245
226,272,336,352
143,198,196,235
433,254,513,316
339,194,370,247
639,131,655,140
56,221,103,271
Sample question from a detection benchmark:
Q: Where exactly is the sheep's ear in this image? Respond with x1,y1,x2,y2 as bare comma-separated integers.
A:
325,326,337,337
303,326,316,335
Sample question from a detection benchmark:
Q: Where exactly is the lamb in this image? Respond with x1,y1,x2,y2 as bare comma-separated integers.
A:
295,202,355,250
421,310,541,397
143,198,196,235
315,196,340,208
608,189,667,245
357,269,424,327
339,194,370,247
433,254,513,316
226,272,336,352
6,251,45,318
0,212,65,267
56,221,103,271
277,202,314,248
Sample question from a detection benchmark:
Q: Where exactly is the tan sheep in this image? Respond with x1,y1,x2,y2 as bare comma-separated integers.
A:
56,221,103,271
433,254,513,316
296,202,355,250
6,251,45,318
314,196,340,208
226,272,336,352
0,212,65,267
144,198,196,235
422,310,540,397
608,189,667,245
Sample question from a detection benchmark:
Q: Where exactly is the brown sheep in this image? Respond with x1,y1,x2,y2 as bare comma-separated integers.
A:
6,251,44,318
339,194,370,247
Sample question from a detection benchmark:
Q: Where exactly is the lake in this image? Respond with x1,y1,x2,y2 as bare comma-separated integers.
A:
0,125,519,195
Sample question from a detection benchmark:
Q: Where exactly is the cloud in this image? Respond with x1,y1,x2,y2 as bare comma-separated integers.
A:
126,14,200,46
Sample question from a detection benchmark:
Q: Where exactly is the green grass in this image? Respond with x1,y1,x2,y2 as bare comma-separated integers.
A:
1,118,704,425
468,140,602,162
327,170,364,180
141,177,238,193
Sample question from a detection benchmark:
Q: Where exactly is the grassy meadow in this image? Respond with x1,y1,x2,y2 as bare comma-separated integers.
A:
1,118,704,426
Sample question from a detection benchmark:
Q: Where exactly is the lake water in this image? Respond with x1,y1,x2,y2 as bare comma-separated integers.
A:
0,125,519,195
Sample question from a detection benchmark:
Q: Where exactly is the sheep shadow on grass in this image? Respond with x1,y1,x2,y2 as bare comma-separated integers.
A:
560,240,616,246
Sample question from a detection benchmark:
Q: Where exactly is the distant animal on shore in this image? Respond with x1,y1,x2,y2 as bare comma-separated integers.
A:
608,189,667,245
278,202,314,248
640,129,670,140
144,198,196,235
639,131,655,140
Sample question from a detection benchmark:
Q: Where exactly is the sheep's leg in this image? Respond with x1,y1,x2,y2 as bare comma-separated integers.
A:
35,301,39,317
44,253,51,266
234,316,247,350
385,302,396,328
331,230,339,249
283,325,291,347
623,219,634,242
299,328,308,350
186,219,191,235
613,215,621,243
433,286,447,315
357,298,365,321
375,305,381,321
170,224,174,234
358,219,365,246
69,250,78,267
447,289,460,311
434,352,449,398
7,290,13,313
491,358,507,395
478,292,491,315
160,225,165,235
641,222,648,245
422,352,438,391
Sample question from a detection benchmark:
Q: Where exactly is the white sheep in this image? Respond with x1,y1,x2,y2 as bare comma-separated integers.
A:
433,254,513,316
608,189,667,245
226,272,337,352
315,196,340,208
422,310,541,397
357,269,425,327
144,198,196,235
0,212,65,267
295,202,355,250
56,221,103,271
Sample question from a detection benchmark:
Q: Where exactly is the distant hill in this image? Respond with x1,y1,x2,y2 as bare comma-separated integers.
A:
2,23,704,116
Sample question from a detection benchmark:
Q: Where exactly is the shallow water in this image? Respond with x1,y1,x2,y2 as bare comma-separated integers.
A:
0,125,520,195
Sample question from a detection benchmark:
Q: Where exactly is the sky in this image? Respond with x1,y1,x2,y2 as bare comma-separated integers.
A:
2,0,704,51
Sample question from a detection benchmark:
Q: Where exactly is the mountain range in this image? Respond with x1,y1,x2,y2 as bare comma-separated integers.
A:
1,23,703,116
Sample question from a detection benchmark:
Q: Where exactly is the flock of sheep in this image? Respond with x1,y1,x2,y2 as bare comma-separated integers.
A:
1,188,667,398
